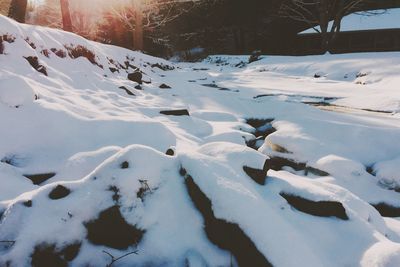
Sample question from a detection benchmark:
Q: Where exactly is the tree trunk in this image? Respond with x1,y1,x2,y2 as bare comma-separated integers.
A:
133,2,144,51
318,0,330,52
8,0,27,23
60,0,73,32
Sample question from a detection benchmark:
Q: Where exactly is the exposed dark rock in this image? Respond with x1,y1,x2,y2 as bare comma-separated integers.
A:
244,118,276,150
280,193,349,220
50,48,67,58
235,61,247,68
24,56,48,76
243,161,268,185
118,86,135,96
31,244,67,267
166,148,175,156
265,157,329,176
134,85,142,90
108,186,121,203
201,83,231,91
245,136,265,150
159,83,171,89
41,49,50,58
109,67,119,73
0,35,13,54
2,34,16,44
62,243,81,262
24,38,36,49
24,173,56,185
31,242,81,267
267,157,300,172
23,200,32,207
372,203,400,217
356,72,369,78
151,63,175,71
120,161,129,169
246,118,274,130
128,71,143,84
160,109,190,116
305,166,330,176
252,124,275,139
124,60,139,70
183,173,272,267
48,185,71,200
84,206,144,249
314,74,321,78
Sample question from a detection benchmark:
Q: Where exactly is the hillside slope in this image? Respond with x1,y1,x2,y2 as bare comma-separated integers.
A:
1,15,400,267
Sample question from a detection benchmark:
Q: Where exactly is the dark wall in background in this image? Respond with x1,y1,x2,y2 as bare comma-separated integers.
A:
262,29,400,55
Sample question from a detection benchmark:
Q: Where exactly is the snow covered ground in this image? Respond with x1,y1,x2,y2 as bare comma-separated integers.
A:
1,15,400,267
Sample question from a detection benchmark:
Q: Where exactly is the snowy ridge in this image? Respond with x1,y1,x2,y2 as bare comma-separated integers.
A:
1,15,400,267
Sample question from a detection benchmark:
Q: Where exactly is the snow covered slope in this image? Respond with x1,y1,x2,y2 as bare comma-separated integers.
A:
1,15,400,267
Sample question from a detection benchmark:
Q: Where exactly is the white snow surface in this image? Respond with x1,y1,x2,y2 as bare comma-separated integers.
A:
1,15,400,267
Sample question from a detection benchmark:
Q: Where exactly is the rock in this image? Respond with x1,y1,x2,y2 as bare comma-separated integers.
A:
31,242,81,267
24,173,56,185
23,200,32,207
118,86,135,96
243,162,268,185
109,67,119,73
120,161,129,169
372,203,400,217
159,83,171,89
151,63,175,71
128,71,143,84
24,56,48,76
160,109,190,116
166,148,175,156
280,193,349,220
84,206,145,249
184,173,273,267
48,185,71,200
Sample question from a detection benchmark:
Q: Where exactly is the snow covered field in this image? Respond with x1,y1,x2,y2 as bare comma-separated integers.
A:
1,15,400,267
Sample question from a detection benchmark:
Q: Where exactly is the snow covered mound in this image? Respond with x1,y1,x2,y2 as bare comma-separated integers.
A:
1,15,400,267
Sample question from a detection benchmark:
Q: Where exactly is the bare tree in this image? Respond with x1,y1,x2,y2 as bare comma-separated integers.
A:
133,0,144,50
110,0,202,51
0,0,11,16
60,0,73,31
279,0,374,52
8,0,27,23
